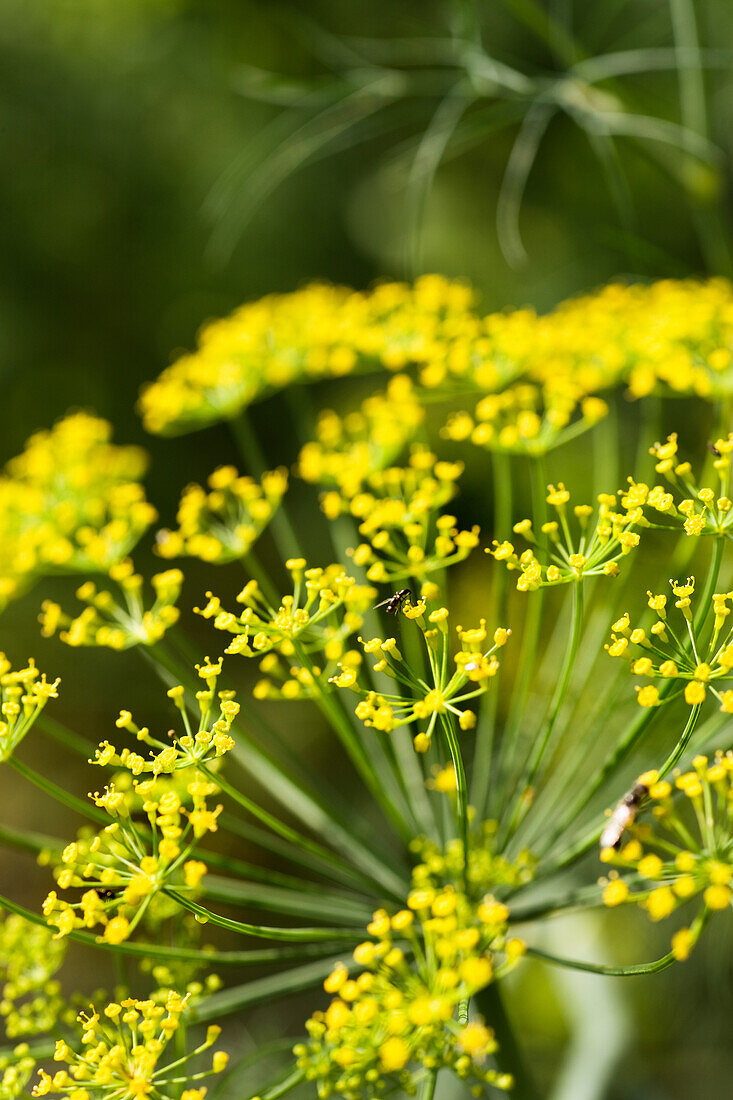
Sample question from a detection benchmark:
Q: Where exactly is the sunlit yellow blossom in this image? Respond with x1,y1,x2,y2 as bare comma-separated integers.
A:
33,991,226,1100
156,466,288,563
40,564,182,651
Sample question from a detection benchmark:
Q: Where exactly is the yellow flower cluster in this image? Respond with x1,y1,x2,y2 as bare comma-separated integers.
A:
600,753,733,959
40,563,182,651
33,991,227,1100
138,276,474,435
490,483,641,591
606,578,733,709
410,823,535,901
295,881,525,1099
298,376,425,499
0,412,156,610
621,433,733,539
0,911,67,1039
139,276,733,443
322,449,480,587
0,656,60,763
196,561,375,700
443,384,609,457
333,600,509,752
43,771,221,944
156,465,288,564
1,1045,36,1100
91,659,237,777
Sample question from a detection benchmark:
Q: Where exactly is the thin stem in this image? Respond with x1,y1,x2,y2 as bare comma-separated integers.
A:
471,451,512,816
658,702,702,779
229,412,301,559
439,713,469,890
164,889,360,942
502,581,584,844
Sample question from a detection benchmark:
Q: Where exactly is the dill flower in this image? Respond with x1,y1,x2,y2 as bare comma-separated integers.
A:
198,562,376,700
443,381,608,457
43,772,222,943
621,432,733,538
90,659,237,777
334,602,509,751
0,656,60,762
0,912,67,1039
156,466,288,564
490,483,641,590
39,563,182,651
600,752,733,956
138,277,473,436
298,376,424,500
1,1045,36,1100
606,579,733,710
32,990,227,1100
326,448,480,587
295,881,524,1099
5,411,155,581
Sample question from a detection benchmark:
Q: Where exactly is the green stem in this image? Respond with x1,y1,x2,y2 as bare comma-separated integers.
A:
493,454,547,815
471,450,512,817
417,1070,438,1100
0,892,338,966
229,412,301,560
439,714,469,890
543,535,724,860
527,905,709,974
658,702,702,778
164,889,360,943
502,581,584,844
293,641,415,844
8,757,109,827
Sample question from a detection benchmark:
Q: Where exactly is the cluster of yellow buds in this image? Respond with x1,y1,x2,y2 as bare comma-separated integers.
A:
1,1045,36,1100
443,382,608,457
0,656,60,763
138,277,474,435
600,752,733,959
156,465,288,563
0,413,156,612
298,376,424,499
0,911,68,1040
410,822,534,902
620,433,733,539
197,561,376,700
321,449,480,587
33,991,228,1100
39,563,182,651
606,579,733,709
139,276,733,443
332,600,509,752
490,483,641,591
43,773,221,944
295,881,525,1099
91,660,237,777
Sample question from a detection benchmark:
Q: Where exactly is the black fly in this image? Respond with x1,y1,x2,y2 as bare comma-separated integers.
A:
374,588,413,615
708,441,722,458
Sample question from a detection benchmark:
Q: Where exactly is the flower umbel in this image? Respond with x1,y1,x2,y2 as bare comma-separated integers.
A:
32,991,227,1100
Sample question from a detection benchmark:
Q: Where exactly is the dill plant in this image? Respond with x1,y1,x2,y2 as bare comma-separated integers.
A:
3,275,733,1098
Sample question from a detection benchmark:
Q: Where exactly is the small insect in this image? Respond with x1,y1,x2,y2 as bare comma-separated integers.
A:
708,441,722,458
96,887,123,902
600,779,650,850
373,588,413,615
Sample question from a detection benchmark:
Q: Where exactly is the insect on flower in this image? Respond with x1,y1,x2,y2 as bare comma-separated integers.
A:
708,441,722,458
373,588,413,615
600,776,652,850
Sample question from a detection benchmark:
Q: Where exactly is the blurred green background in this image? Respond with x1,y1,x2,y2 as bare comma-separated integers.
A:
2,1,733,1097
